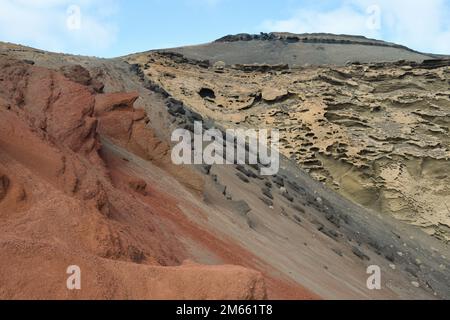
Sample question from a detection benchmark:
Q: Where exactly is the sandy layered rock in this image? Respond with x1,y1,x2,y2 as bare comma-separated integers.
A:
127,51,450,241
261,88,289,102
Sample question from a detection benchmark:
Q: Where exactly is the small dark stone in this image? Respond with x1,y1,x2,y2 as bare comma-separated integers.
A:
286,180,305,195
260,197,273,207
273,175,284,187
292,204,305,213
167,98,185,116
261,187,273,200
293,215,302,224
405,265,420,278
236,164,257,178
214,182,226,195
201,164,212,175
325,212,341,228
236,172,249,183
311,219,324,230
186,109,203,122
384,250,395,263
231,200,251,216
281,190,294,202
320,228,340,241
368,240,382,255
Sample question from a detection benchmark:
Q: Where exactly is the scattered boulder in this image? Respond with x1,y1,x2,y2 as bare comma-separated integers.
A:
246,213,260,230
186,109,203,122
311,219,324,230
214,182,226,195
405,265,420,278
293,215,302,224
201,164,212,175
352,246,370,261
368,240,382,255
281,190,294,202
319,227,340,241
272,176,284,187
236,165,257,178
166,98,185,116
286,180,306,195
231,200,251,216
236,172,250,183
261,187,273,200
384,249,396,262
325,212,341,228
260,197,273,207
292,204,305,214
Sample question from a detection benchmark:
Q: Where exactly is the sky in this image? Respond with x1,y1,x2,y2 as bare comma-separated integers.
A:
0,0,449,58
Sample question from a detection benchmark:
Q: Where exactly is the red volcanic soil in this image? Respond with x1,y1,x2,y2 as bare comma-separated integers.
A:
0,57,317,299
103,149,317,300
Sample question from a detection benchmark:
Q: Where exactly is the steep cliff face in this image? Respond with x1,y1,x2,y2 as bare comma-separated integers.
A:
127,51,450,242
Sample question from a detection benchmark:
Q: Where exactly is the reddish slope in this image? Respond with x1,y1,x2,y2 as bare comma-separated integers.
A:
0,57,316,299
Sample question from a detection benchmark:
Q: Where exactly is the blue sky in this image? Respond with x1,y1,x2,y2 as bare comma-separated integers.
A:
0,0,449,57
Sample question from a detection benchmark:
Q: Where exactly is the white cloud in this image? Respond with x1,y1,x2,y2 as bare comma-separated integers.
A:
0,0,119,56
261,0,450,54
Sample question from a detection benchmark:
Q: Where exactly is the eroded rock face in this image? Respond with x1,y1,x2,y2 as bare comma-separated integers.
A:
127,52,450,241
60,64,104,93
0,56,268,299
95,91,139,114
94,91,205,193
